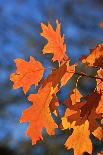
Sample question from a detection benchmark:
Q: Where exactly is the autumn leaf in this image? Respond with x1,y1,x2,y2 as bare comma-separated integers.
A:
92,126,103,140
97,151,103,155
61,63,77,86
96,68,103,93
20,82,57,144
10,56,44,94
64,92,102,132
65,120,92,155
96,69,103,114
41,62,67,89
69,88,82,105
62,108,77,129
50,94,59,112
96,95,103,114
41,20,68,62
81,44,103,68
96,79,103,93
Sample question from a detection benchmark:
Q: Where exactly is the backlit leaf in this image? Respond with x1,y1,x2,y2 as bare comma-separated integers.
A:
65,121,92,155
10,56,44,94
41,20,68,62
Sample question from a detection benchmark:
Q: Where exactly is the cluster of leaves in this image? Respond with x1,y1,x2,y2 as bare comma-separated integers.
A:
10,20,103,155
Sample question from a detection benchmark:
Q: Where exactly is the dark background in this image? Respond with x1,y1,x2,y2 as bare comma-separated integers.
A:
0,0,103,154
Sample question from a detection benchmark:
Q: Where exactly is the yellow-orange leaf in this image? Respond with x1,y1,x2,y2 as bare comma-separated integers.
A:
10,56,44,94
41,20,68,62
92,127,103,140
65,121,92,155
20,82,57,144
62,108,77,129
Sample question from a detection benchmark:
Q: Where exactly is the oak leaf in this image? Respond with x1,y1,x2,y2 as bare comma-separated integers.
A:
65,120,92,155
50,94,59,112
96,69,103,93
64,92,102,132
41,20,68,62
96,95,103,114
42,62,67,89
92,126,103,140
96,79,103,93
62,108,77,129
20,82,57,144
69,88,82,105
10,56,44,94
61,63,77,86
81,44,103,68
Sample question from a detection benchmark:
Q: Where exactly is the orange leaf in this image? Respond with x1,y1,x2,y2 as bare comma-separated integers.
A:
92,127,103,140
62,108,77,129
50,94,59,112
97,152,103,155
96,69,103,93
64,92,102,132
61,63,76,86
42,62,67,89
81,44,103,68
65,120,92,155
96,79,103,93
10,56,44,94
20,82,57,144
41,20,68,62
70,88,82,105
96,95,103,114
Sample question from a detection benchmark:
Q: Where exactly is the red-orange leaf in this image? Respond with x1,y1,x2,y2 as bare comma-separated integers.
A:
41,20,68,62
10,56,44,94
65,121,92,155
20,82,57,144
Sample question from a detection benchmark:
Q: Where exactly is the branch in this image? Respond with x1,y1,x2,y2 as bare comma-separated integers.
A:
44,66,103,81
74,71,103,81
